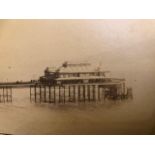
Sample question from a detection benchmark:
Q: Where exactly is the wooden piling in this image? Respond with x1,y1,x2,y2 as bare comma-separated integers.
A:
49,85,51,103
0,89,1,102
40,85,42,103
34,85,37,103
63,85,65,103
83,85,85,102
30,86,32,102
68,85,71,102
0,92,1,102
98,86,101,101
73,85,76,102
53,86,55,103
10,87,12,102
92,85,95,101
6,87,8,102
87,85,90,101
78,85,80,102
58,86,61,103
123,82,126,95
3,87,5,103
44,86,46,102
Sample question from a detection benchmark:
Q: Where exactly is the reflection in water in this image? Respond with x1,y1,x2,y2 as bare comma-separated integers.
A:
0,74,155,135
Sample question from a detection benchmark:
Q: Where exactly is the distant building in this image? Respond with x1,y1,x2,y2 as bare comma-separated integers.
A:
39,62,124,85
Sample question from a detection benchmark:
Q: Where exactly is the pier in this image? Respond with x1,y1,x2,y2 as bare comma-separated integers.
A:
0,86,12,103
0,82,34,103
0,81,35,88
32,62,133,104
30,82,132,104
0,62,133,104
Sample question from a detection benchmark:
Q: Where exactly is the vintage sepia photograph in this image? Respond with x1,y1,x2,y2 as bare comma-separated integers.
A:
0,19,155,135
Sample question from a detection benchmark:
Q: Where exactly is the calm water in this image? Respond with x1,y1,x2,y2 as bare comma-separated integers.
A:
0,76,155,135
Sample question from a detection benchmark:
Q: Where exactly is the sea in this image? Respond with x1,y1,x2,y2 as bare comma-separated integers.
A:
0,72,155,135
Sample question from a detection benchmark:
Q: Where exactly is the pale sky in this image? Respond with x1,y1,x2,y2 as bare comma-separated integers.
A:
0,19,155,82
